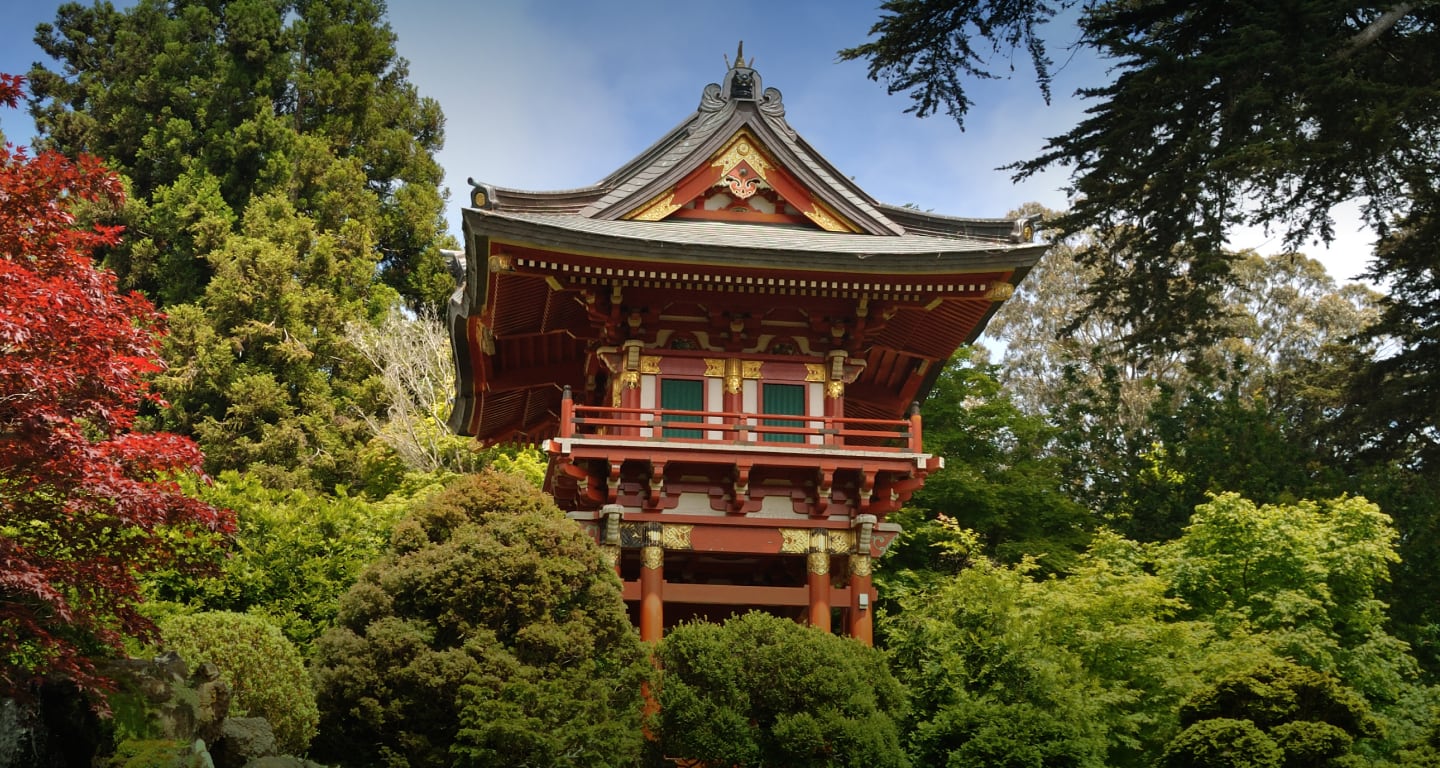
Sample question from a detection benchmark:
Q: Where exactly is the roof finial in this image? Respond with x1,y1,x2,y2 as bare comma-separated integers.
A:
725,41,749,70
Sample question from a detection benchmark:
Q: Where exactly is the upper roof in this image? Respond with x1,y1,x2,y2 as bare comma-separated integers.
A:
465,45,1036,246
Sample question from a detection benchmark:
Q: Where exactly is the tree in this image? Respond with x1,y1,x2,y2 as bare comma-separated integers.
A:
141,470,419,654
655,611,909,768
25,0,455,491
310,470,650,768
843,2,1440,470
345,305,488,475
897,347,1091,575
0,73,230,700
986,226,1381,538
885,535,1245,768
1163,661,1381,768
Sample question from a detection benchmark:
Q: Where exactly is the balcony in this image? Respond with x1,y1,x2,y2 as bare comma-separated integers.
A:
544,386,938,517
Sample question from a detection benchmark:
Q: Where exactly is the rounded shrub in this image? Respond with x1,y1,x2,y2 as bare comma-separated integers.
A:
159,611,319,754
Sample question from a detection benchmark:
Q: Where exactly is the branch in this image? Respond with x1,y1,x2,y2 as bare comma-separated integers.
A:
1340,3,1416,57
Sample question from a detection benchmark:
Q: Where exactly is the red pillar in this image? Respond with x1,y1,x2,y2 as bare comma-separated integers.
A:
640,528,664,643
849,514,877,645
848,555,873,646
807,531,830,633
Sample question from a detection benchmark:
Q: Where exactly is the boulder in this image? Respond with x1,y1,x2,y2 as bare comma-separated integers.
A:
211,717,277,768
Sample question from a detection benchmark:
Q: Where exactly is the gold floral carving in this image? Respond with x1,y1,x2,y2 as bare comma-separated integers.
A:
621,370,640,389
985,282,1016,302
807,551,830,575
639,356,662,374
641,546,664,570
661,524,693,550
780,528,810,554
803,199,856,233
805,364,826,383
704,358,726,378
850,554,873,577
628,190,682,221
826,380,844,399
827,530,856,554
711,134,773,180
742,361,763,380
471,188,487,208
488,253,513,272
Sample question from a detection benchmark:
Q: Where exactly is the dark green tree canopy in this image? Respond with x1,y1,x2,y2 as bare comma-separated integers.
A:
28,0,452,309
310,470,650,768
843,2,1440,465
656,611,910,768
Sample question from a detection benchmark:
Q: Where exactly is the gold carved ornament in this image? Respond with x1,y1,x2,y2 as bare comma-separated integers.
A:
807,551,830,575
621,370,640,389
661,524,693,550
850,554,873,578
725,357,743,395
641,546,664,570
628,189,682,221
711,135,774,181
780,528,810,554
985,282,1016,302
639,355,662,374
805,364,826,383
827,530,856,554
826,380,845,399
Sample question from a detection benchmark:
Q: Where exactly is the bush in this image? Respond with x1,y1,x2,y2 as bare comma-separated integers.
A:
656,612,909,768
159,611,318,754
311,470,649,768
143,471,424,655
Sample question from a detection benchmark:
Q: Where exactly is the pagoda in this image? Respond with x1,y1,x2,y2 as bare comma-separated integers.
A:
447,47,1044,646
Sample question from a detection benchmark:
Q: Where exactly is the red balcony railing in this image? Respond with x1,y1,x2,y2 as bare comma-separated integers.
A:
556,386,923,453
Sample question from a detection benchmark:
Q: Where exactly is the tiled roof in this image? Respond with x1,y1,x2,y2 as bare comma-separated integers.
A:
468,209,1044,272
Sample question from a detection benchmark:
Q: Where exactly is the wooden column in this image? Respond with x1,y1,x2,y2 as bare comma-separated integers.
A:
807,530,830,633
824,350,846,446
620,340,644,436
639,524,664,642
849,515,876,646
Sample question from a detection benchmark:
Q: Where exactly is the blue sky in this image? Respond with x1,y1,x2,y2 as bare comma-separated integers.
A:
1,0,1374,283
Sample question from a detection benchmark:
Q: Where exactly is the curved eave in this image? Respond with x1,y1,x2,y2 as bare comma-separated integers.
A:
462,208,1046,276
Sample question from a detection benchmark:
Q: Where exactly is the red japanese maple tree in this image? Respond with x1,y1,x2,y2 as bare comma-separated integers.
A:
0,73,233,700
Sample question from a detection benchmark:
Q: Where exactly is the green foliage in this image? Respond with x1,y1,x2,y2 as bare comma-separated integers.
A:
1168,661,1381,768
311,470,649,768
105,739,191,768
656,612,909,768
1159,494,1411,699
904,348,1091,574
1162,718,1284,768
27,0,456,492
888,491,1435,767
142,471,420,654
159,611,318,754
886,542,1233,768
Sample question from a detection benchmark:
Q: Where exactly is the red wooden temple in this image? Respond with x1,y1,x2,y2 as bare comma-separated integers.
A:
447,49,1043,645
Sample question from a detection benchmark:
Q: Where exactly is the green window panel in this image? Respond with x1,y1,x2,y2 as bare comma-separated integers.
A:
660,378,704,439
762,383,806,443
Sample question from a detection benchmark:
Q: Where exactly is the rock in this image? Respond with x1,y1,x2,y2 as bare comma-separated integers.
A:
242,757,330,768
211,717,278,768
190,662,231,744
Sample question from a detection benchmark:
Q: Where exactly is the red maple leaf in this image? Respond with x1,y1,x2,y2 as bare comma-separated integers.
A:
1,73,234,702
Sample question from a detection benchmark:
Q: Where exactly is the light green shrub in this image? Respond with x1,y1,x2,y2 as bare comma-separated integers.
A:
160,611,318,754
